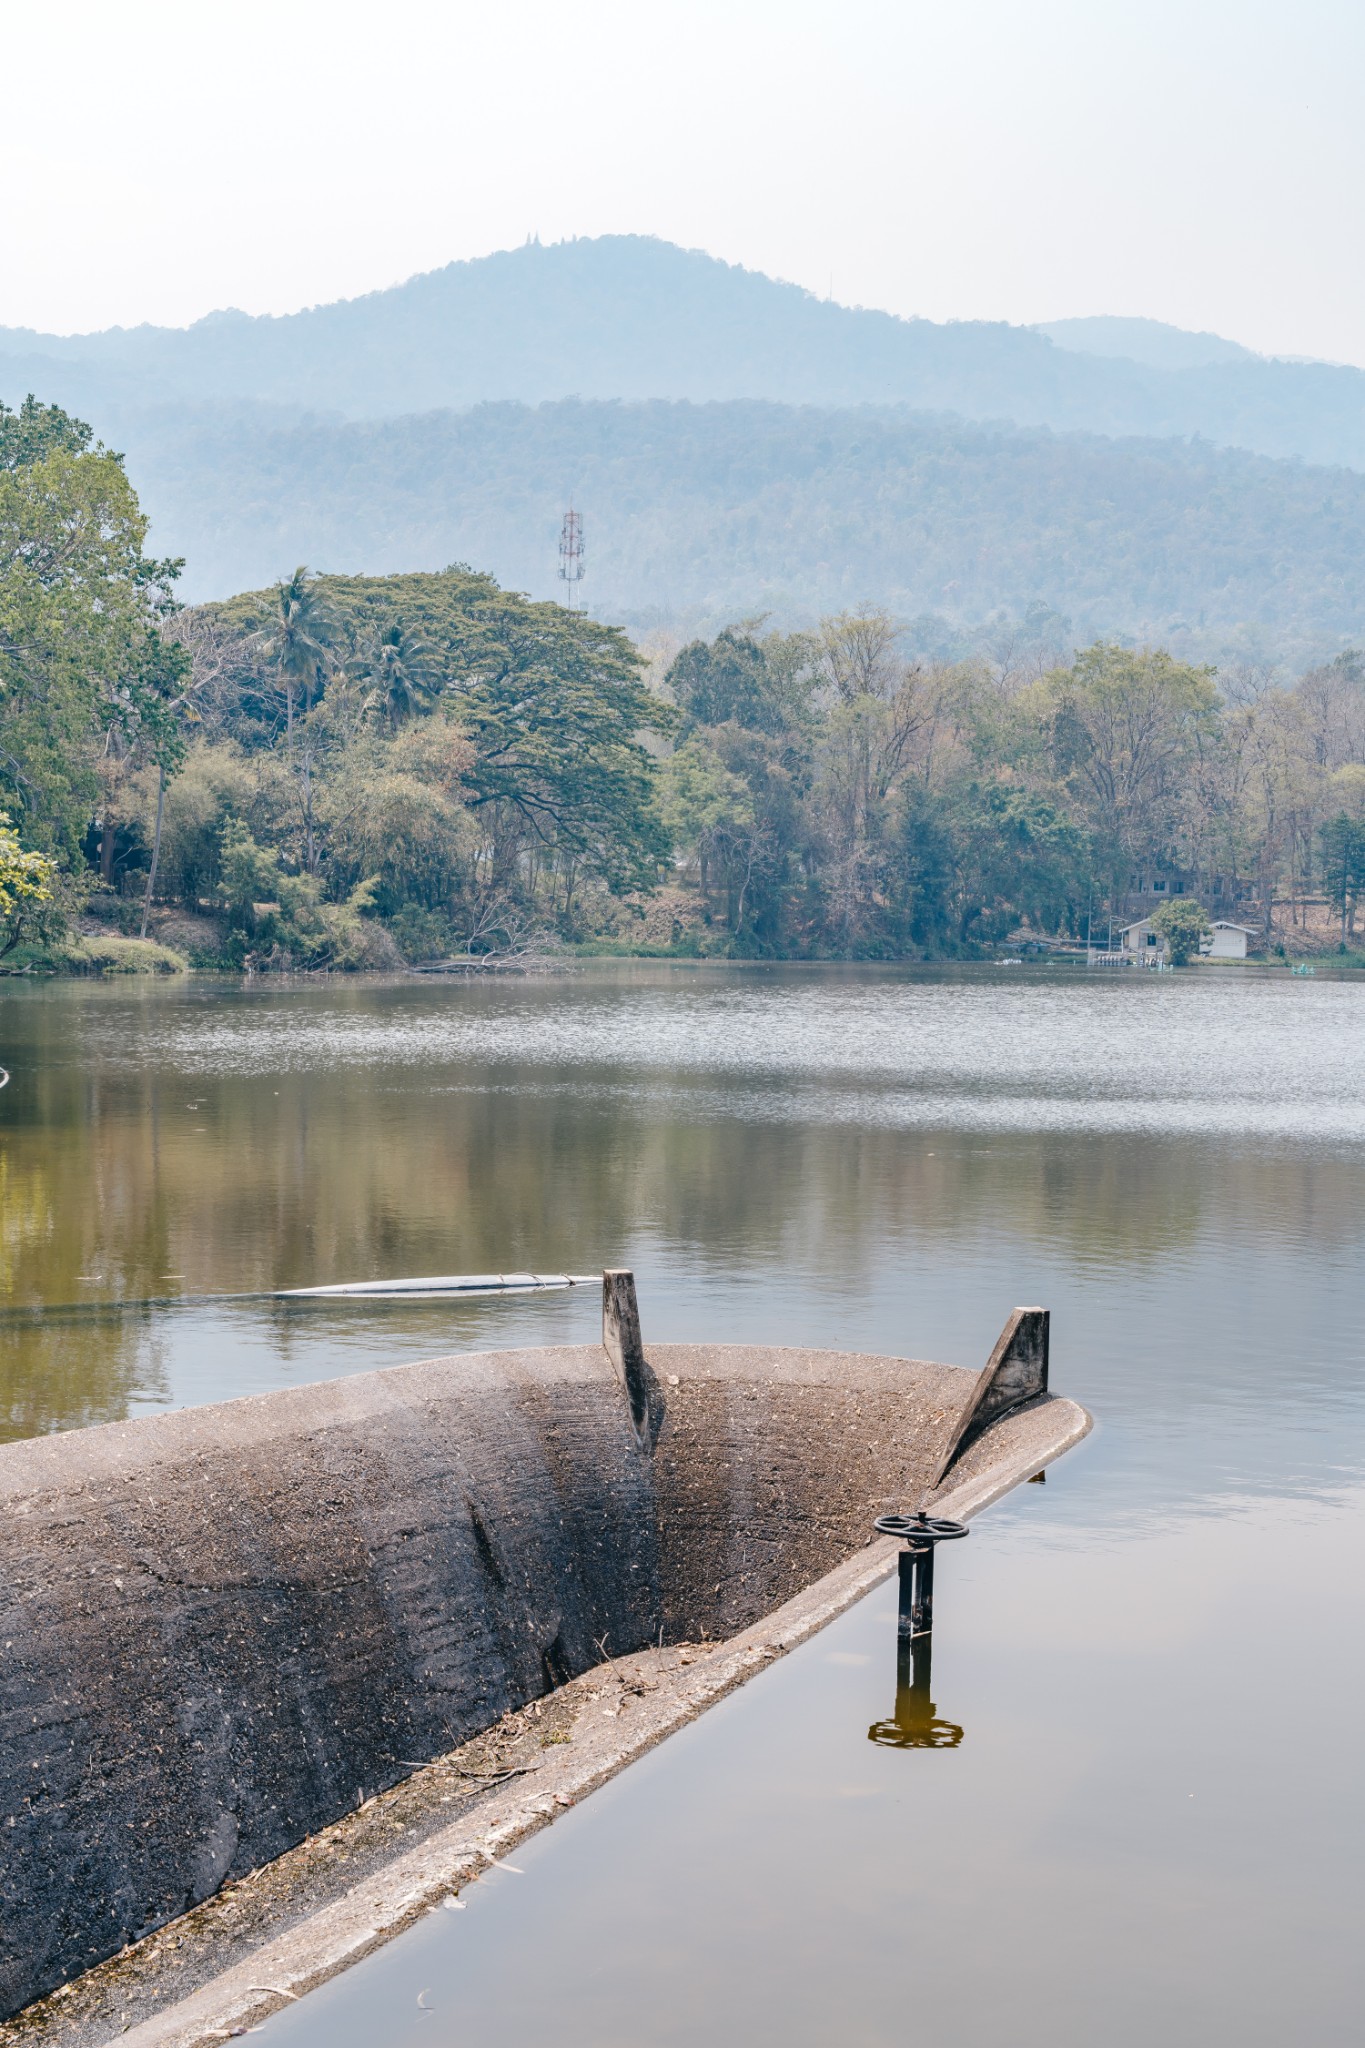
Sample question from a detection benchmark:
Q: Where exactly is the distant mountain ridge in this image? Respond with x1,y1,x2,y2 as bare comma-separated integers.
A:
8,238,1365,661
97,395,1365,664
1034,315,1260,371
3,236,1365,470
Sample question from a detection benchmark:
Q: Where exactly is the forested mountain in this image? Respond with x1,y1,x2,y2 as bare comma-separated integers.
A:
6,237,1365,660
77,396,1365,663
2,236,1364,469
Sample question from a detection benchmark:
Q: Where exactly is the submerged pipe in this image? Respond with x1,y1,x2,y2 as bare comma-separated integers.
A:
278,1272,600,1299
0,1271,601,1323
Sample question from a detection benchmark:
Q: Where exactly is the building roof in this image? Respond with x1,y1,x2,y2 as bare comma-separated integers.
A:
1119,915,1254,936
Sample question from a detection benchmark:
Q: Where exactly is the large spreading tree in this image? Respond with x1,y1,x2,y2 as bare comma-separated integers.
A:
0,396,187,871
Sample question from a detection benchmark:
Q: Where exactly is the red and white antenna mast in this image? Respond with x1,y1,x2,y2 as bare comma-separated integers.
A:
558,504,585,611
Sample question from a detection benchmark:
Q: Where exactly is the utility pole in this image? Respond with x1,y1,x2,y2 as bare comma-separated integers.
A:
558,505,585,611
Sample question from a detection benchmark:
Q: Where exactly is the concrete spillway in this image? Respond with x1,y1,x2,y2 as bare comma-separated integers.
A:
0,1279,1088,2032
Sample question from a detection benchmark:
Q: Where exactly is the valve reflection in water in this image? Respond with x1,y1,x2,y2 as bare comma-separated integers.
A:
867,1627,964,1750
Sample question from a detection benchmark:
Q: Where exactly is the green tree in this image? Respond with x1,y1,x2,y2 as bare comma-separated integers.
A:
134,632,196,936
355,621,438,732
0,812,61,957
805,611,930,949
889,783,957,953
816,607,902,703
0,394,92,470
450,607,672,900
214,817,382,969
1151,896,1211,965
0,396,183,864
201,568,676,918
173,575,1365,969
1046,644,1219,887
667,626,813,736
953,781,1090,945
1318,814,1365,941
660,728,803,947
659,738,755,898
143,740,288,913
259,567,335,738
322,723,475,916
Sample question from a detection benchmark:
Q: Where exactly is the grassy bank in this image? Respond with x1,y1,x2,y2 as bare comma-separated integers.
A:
4,934,188,977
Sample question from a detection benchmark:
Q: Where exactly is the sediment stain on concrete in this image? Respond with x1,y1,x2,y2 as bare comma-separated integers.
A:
0,1333,1087,2034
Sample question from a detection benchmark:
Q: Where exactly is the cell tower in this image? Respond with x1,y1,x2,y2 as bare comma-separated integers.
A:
558,504,585,610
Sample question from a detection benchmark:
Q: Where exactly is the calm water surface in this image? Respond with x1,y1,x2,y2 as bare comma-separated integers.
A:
3,965,1362,2045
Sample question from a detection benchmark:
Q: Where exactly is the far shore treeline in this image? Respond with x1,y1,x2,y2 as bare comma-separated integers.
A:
3,393,1365,972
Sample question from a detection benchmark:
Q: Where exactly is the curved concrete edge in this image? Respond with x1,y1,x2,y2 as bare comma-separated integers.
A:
14,1395,1091,2048
933,1392,1092,1519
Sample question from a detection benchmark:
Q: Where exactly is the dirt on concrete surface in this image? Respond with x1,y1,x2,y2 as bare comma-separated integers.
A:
0,1325,1086,2035
1,1392,1090,2048
2,1649,692,2048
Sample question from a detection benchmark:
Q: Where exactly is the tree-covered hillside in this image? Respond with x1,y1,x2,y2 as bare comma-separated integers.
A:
111,583,1365,967
2,236,1365,469
88,397,1365,664
8,394,1365,972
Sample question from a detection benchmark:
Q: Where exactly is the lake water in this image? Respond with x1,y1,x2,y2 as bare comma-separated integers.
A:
4,964,1363,2045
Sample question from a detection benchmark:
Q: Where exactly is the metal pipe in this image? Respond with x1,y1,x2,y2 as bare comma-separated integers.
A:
878,1510,967,1638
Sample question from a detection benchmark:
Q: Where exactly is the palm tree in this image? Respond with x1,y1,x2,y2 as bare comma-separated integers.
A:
358,623,438,732
260,567,334,739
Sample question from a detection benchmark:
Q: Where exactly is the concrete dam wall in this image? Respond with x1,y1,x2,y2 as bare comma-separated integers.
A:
0,1284,1067,2019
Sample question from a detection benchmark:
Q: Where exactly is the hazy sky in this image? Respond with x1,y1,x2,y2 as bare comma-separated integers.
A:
7,0,1365,362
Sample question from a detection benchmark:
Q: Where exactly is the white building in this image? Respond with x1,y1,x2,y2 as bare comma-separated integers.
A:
1201,920,1254,960
1117,915,1254,963
1117,918,1165,960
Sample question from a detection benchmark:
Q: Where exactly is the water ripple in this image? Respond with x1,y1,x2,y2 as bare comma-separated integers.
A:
113,976,1365,1141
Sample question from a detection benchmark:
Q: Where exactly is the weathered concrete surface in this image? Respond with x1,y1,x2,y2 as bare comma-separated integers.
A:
1,1392,1089,2048
0,1333,1085,2023
0,1347,658,2019
933,1306,1050,1484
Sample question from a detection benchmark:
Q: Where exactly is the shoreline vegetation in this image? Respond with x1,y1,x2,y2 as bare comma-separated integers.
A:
5,393,1365,980
9,946,1362,981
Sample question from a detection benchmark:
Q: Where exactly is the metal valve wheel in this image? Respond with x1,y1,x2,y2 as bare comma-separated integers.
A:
875,1510,969,1640
874,1511,969,1547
